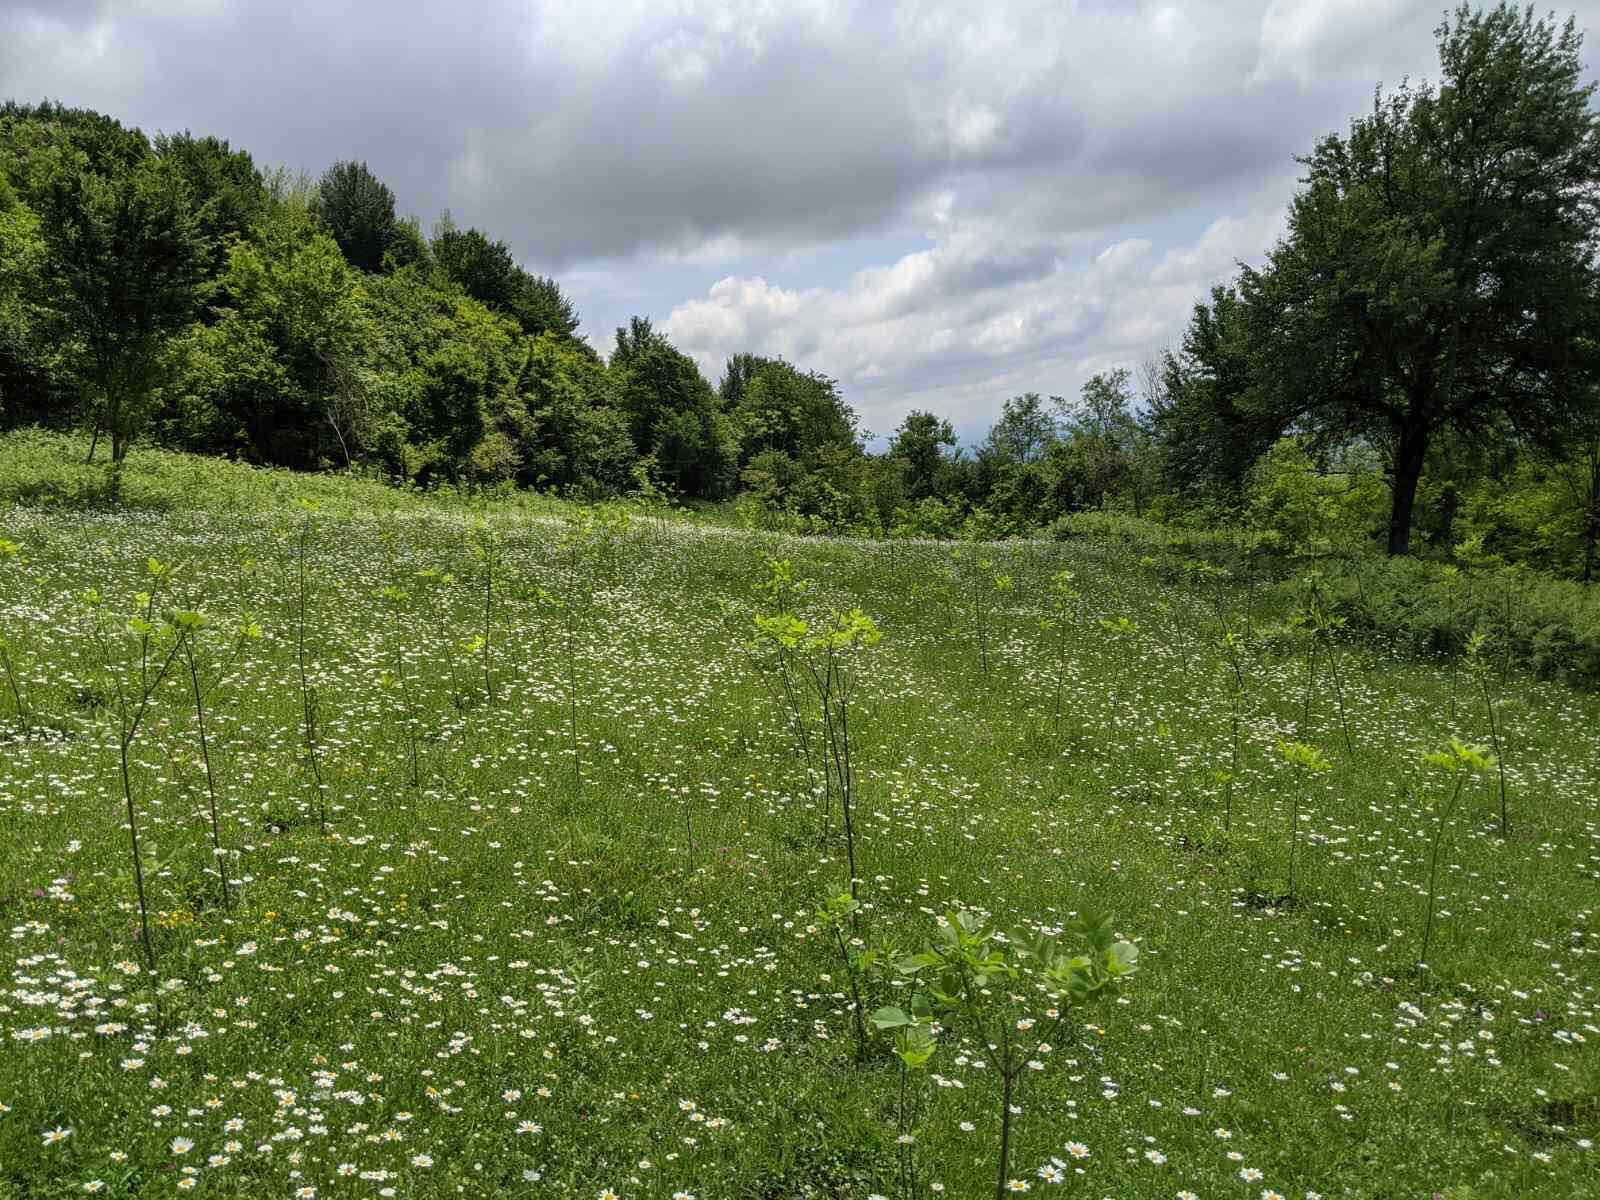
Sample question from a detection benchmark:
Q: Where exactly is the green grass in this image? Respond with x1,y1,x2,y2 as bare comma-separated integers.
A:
0,438,1596,1199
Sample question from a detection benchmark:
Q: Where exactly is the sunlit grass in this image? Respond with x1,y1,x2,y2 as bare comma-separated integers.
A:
0,445,1596,1198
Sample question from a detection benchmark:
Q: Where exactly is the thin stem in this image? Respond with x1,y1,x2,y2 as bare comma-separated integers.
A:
994,1021,1016,1200
834,924,868,1065
0,638,26,721
1420,771,1467,968
296,518,326,832
1301,635,1319,734
482,534,496,705
566,540,581,794
1288,773,1304,900
183,637,231,910
1325,633,1353,752
1478,673,1509,837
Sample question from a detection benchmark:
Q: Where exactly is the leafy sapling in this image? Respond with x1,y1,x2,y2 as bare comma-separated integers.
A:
1278,739,1332,902
1418,738,1496,969
750,554,821,804
1466,630,1511,837
874,987,936,1196
874,909,1139,1200
82,559,187,980
293,501,328,832
168,608,262,910
755,608,882,897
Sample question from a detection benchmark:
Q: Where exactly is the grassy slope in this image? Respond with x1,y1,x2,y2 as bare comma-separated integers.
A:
0,436,1596,1198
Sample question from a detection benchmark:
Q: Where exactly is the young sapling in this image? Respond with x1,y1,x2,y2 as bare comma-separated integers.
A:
1418,738,1495,969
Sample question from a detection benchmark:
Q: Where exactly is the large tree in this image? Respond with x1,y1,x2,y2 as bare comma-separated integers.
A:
35,153,210,471
1151,285,1280,504
887,409,957,500
314,160,397,272
725,356,858,466
1243,3,1600,555
430,218,579,338
610,317,732,497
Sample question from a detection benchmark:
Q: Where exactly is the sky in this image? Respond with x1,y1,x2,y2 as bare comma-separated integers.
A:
5,0,1600,444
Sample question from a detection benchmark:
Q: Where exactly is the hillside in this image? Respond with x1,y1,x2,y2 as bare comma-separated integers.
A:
0,444,1596,1197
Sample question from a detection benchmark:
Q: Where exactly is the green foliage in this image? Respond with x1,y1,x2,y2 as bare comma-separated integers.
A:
313,160,397,272
875,908,1138,1196
168,207,368,467
12,65,1600,608
611,317,733,498
5,447,1600,1196
1149,285,1273,503
1245,439,1387,555
34,151,211,468
887,409,957,501
151,131,267,276
0,170,50,427
430,216,579,338
1240,4,1600,555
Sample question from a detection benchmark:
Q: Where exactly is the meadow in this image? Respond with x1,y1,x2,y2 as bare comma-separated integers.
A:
0,441,1596,1200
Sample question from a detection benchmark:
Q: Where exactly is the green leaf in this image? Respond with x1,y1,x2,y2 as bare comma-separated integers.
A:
869,1006,911,1031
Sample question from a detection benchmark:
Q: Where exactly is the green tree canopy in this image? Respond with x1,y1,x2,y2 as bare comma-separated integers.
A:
152,131,266,276
727,356,858,466
888,409,957,500
610,317,731,497
1241,2,1600,554
34,152,210,470
314,160,397,273
982,393,1059,466
1151,285,1278,503
431,217,579,338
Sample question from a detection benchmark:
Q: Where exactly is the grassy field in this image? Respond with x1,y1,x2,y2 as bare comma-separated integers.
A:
0,439,1596,1199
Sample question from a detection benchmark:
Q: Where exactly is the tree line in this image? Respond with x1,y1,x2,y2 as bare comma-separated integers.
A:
4,4,1600,577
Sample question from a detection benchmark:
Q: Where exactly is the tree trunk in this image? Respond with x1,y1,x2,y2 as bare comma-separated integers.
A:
1386,425,1429,557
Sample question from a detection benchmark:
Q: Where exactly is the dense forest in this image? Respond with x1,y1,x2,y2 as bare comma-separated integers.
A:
4,4,1600,578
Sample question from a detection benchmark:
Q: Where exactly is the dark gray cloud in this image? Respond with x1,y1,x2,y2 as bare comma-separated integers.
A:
2,0,1472,267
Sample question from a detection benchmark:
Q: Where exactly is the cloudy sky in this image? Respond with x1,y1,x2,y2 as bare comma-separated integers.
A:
5,0,1599,442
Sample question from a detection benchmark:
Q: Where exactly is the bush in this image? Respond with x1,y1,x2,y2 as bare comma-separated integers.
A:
1317,558,1600,686
1055,504,1600,689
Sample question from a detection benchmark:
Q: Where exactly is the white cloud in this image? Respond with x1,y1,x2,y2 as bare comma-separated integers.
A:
1254,0,1436,86
663,199,1285,441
